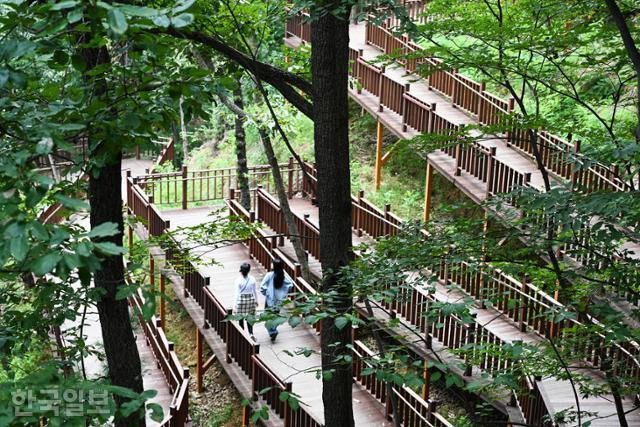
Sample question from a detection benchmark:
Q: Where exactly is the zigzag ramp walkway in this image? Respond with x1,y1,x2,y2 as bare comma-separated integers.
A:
159,206,392,426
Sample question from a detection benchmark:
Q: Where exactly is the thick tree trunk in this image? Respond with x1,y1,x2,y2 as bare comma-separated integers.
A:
311,4,354,426
81,34,145,427
233,86,251,211
89,154,145,426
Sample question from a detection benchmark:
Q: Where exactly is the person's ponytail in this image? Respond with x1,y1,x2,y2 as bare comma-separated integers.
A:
272,258,285,289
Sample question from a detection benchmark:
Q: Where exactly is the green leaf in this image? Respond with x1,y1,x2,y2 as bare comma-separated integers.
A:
50,1,78,11
219,76,237,90
334,316,349,330
288,317,301,328
116,284,137,301
153,15,171,28
10,237,28,261
29,222,48,241
172,0,195,13
120,5,159,17
288,396,300,411
0,69,9,87
147,403,164,422
170,13,193,28
67,7,83,23
71,55,87,71
88,222,119,238
32,253,61,276
95,242,125,255
36,138,54,155
52,50,68,64
107,8,128,34
55,194,88,210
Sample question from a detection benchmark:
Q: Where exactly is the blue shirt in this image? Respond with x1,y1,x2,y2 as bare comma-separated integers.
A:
260,271,294,307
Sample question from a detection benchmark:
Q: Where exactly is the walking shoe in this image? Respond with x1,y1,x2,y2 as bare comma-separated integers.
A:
270,332,278,342
250,335,256,342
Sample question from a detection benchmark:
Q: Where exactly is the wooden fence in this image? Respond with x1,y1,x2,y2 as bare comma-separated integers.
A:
129,289,189,427
251,355,323,426
256,188,321,260
135,159,304,209
126,174,170,237
286,8,630,194
148,138,175,174
514,375,553,427
352,339,454,427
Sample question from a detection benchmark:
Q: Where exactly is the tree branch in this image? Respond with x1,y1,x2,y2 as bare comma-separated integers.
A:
151,27,313,118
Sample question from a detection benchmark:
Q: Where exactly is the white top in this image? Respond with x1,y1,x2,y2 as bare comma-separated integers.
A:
234,274,258,305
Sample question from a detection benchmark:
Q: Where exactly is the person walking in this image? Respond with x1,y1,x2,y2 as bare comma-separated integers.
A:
234,262,258,340
260,258,293,342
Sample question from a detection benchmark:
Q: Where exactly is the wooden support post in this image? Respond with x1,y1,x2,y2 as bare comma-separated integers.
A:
356,190,364,237
287,157,294,198
571,139,582,188
181,165,188,210
149,255,155,292
422,360,430,400
159,274,166,328
377,66,386,113
242,406,251,427
422,162,434,222
375,121,384,191
519,274,530,332
401,83,410,132
481,212,490,262
127,225,133,251
135,144,140,160
196,327,204,393
485,147,497,197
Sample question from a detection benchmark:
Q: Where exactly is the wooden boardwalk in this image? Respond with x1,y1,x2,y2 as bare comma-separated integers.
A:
160,207,391,426
278,197,640,426
126,163,640,425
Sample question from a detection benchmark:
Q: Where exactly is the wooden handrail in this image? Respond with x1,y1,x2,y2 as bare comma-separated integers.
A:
352,339,454,427
129,289,189,426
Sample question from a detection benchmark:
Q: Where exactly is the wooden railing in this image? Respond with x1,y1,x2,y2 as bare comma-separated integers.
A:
440,258,640,381
126,174,170,237
251,355,323,426
148,138,175,174
256,188,321,260
352,191,403,238
135,159,304,209
227,320,260,378
203,286,231,342
184,259,209,309
514,375,553,427
129,289,189,427
352,339,454,427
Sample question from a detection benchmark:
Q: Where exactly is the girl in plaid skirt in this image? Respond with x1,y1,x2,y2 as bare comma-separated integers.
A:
234,262,258,338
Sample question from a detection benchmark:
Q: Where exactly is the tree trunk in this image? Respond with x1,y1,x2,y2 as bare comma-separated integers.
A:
311,4,354,426
604,0,640,190
217,94,312,280
81,31,145,427
179,95,188,164
89,154,145,426
257,127,312,281
233,86,251,211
